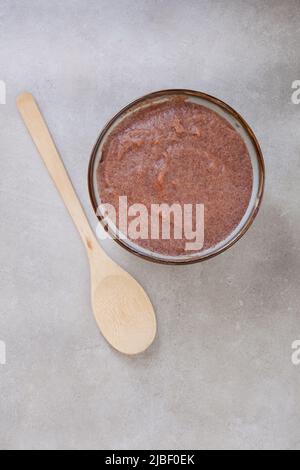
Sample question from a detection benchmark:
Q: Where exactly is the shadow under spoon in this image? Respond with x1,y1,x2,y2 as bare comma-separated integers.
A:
17,92,157,355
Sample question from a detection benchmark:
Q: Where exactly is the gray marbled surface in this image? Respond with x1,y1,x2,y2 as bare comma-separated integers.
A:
0,0,300,450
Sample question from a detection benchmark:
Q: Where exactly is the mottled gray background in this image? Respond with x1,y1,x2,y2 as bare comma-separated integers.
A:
0,0,300,450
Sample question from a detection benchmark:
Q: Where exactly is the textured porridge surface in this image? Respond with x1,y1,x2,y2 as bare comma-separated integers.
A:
98,98,253,255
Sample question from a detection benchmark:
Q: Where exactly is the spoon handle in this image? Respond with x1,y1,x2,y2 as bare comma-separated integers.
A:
17,92,98,253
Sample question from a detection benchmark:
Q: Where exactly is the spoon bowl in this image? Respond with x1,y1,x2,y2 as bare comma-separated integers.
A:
88,241,156,355
92,272,156,355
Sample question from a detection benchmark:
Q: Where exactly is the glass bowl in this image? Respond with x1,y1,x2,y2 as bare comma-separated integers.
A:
88,89,265,265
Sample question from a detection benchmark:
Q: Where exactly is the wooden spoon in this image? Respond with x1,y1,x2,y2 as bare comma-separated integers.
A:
17,93,156,355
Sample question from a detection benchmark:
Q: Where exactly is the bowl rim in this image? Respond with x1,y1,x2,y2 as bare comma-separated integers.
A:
88,88,265,265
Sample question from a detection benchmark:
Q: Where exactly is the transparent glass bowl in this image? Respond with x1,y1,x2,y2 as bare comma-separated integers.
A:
88,89,265,265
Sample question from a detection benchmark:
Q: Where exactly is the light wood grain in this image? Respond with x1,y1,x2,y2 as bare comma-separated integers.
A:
17,92,156,355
